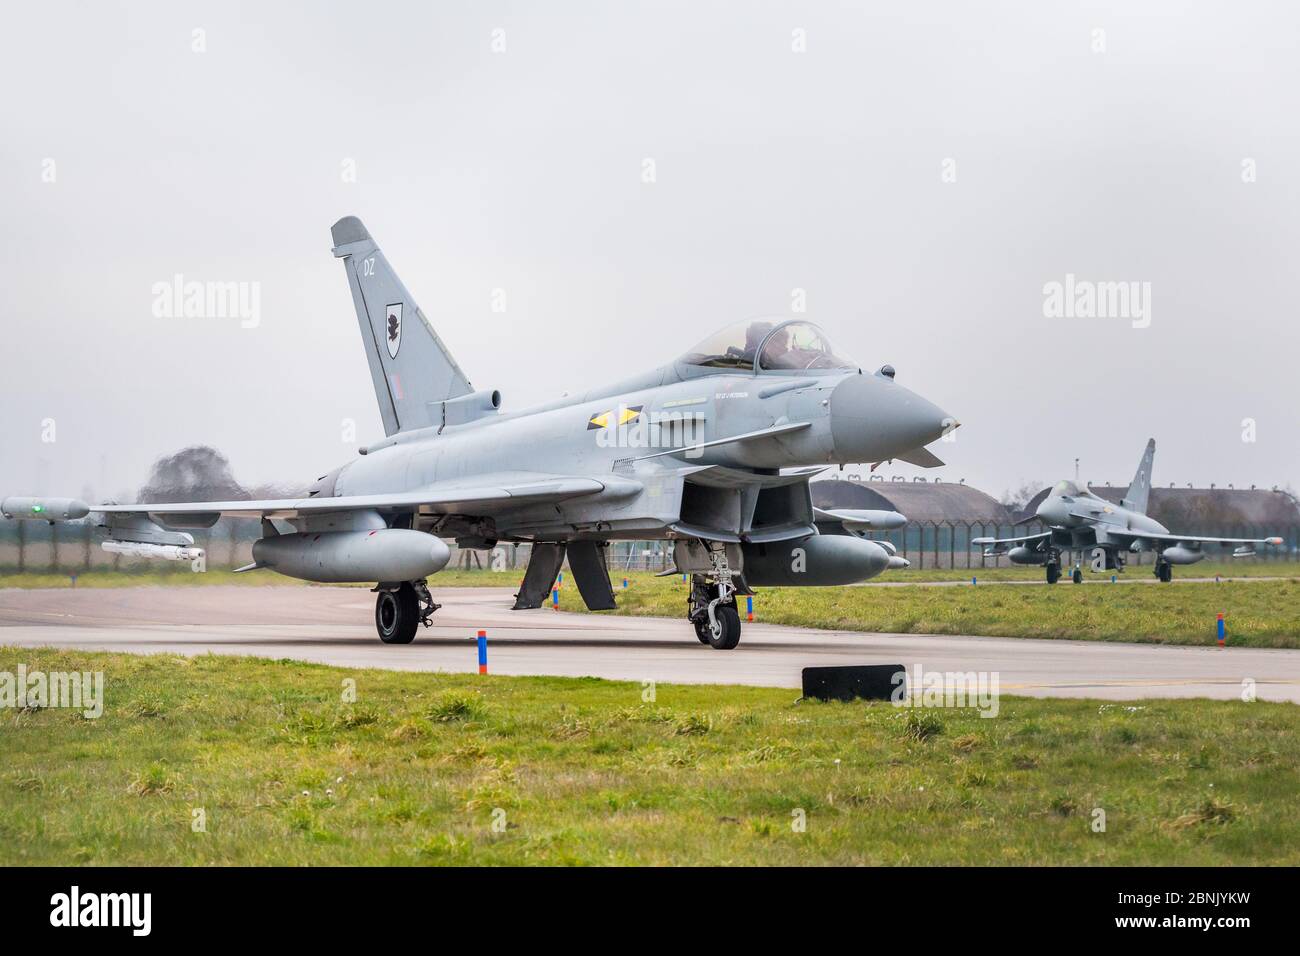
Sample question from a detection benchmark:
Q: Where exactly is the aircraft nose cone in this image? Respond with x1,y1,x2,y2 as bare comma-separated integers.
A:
1036,497,1066,525
829,373,955,463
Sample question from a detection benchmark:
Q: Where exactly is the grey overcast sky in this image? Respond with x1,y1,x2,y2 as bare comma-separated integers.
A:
2,0,1297,502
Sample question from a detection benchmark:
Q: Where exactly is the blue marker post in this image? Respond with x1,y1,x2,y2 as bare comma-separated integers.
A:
971,576,977,586
552,586,560,610
746,594,754,622
477,629,488,674
622,577,628,589
1111,574,1117,584
1217,613,1226,647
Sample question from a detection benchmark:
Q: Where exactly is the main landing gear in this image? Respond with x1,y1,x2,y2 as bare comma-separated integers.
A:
1154,558,1173,583
1045,550,1085,585
373,579,440,644
687,546,742,650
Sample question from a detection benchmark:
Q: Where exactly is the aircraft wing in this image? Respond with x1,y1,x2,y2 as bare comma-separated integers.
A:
1108,529,1284,548
970,531,1051,546
2,472,638,523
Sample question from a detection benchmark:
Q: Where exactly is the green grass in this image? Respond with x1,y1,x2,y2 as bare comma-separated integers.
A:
567,574,1300,648
2,648,1297,866
866,559,1295,582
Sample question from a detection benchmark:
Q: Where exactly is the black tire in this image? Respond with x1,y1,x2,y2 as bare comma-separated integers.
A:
699,604,742,650
375,583,420,644
1045,563,1061,585
1158,561,1173,583
1072,568,1083,585
692,616,713,644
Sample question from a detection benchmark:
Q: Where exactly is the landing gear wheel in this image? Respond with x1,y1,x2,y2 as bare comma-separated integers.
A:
1072,568,1083,585
375,583,420,644
1046,562,1061,585
700,604,742,650
1155,560,1173,583
693,617,713,644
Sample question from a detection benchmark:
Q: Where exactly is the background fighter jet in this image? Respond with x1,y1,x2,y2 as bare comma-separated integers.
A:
2,217,955,649
973,439,1283,584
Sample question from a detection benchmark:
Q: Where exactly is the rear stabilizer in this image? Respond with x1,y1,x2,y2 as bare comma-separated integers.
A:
1121,438,1156,514
331,216,473,436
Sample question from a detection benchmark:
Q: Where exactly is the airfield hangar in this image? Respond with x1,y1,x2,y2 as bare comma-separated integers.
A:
810,476,1009,524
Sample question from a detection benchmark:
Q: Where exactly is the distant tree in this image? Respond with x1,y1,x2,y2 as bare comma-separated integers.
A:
1148,488,1300,534
136,446,307,504
1000,480,1045,514
138,446,248,503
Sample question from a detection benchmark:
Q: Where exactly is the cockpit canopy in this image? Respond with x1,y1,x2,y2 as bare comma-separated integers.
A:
679,320,856,373
1052,479,1087,497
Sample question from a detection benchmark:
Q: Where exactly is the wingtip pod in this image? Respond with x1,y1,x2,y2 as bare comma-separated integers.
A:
1267,536,1283,546
1,497,90,521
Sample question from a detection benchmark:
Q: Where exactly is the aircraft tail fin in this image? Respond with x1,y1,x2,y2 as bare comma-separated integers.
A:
1121,438,1155,514
331,216,473,436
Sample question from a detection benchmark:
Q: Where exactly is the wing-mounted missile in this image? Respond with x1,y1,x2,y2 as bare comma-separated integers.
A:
102,540,204,562
814,507,908,534
0,497,204,564
1232,545,1257,558
873,539,910,569
101,513,205,564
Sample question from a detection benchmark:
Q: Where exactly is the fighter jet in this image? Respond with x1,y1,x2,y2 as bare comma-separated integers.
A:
1,216,955,649
972,439,1283,584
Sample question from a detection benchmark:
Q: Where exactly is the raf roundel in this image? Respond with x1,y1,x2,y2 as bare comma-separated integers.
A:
385,302,403,358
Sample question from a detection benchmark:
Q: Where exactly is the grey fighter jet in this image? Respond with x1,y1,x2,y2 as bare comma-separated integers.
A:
972,439,1283,584
2,217,956,649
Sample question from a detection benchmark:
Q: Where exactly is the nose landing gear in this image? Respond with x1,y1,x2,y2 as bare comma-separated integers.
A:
687,545,742,649
692,600,741,649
